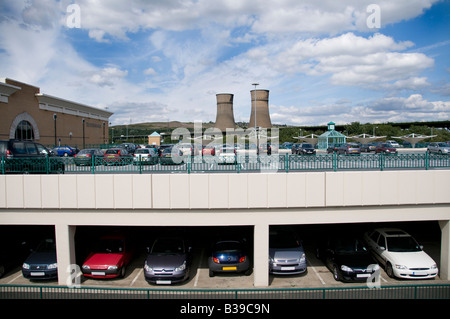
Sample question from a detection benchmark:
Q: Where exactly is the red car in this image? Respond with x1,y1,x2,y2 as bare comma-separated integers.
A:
375,143,398,155
102,148,133,165
202,145,216,156
81,233,134,279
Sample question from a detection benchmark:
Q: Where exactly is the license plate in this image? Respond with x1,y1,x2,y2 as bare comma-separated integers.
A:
357,274,371,278
31,272,45,276
92,271,106,276
223,266,237,271
156,280,172,284
281,267,295,271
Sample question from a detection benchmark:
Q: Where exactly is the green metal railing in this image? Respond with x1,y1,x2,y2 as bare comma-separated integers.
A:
0,283,449,299
1,153,449,175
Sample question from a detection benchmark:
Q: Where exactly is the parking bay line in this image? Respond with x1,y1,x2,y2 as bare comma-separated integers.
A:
307,260,326,285
130,268,143,287
194,248,204,288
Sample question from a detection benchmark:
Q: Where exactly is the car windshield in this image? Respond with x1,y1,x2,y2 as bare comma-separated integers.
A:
302,144,313,148
136,149,150,154
95,239,124,253
436,142,447,147
36,239,56,252
213,241,242,253
270,232,300,249
386,236,422,252
151,238,184,254
105,149,120,155
334,238,367,254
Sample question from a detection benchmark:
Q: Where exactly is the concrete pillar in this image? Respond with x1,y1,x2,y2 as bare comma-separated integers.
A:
253,223,269,287
55,224,77,286
439,220,450,280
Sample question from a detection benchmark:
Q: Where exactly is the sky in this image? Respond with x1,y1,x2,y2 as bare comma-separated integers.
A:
0,0,449,127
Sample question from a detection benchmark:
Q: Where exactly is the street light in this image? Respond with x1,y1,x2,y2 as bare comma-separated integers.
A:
252,83,259,155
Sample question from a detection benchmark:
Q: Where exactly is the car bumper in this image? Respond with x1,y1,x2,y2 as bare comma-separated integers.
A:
393,268,438,279
22,269,57,280
338,270,377,282
144,270,189,284
269,261,307,275
82,268,122,279
217,156,236,164
208,259,250,274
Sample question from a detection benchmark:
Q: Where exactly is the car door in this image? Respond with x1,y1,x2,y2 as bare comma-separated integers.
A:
372,234,387,266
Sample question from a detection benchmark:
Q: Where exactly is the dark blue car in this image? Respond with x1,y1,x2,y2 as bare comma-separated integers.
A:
22,239,57,280
208,239,251,277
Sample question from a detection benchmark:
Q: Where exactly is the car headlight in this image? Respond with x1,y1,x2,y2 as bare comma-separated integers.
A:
175,261,186,272
47,263,57,270
82,265,90,270
341,265,354,272
431,264,438,269
300,253,306,263
108,265,118,271
22,263,30,269
144,262,153,272
395,264,408,270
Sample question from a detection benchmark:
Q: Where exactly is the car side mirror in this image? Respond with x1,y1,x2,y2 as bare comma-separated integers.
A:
379,246,385,251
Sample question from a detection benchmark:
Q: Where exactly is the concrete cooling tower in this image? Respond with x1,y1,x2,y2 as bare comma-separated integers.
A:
249,89,272,128
214,93,236,131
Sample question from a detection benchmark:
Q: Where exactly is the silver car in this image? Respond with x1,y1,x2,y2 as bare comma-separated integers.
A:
269,228,307,275
427,142,450,154
144,237,191,284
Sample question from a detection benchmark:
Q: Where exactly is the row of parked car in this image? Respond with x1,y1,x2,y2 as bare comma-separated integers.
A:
10,227,438,285
326,141,400,155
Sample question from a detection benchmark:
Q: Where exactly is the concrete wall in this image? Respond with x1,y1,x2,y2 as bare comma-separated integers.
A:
1,170,449,210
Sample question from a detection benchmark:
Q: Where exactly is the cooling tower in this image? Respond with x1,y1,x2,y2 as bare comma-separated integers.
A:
249,89,272,128
215,93,236,131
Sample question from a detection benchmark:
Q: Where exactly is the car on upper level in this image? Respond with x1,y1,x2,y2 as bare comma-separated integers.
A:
316,234,379,282
326,143,343,154
102,148,133,165
208,238,251,277
216,145,237,164
360,143,376,153
52,146,78,157
73,148,104,166
385,140,401,148
144,237,192,285
296,143,316,155
427,142,450,155
22,238,57,280
202,145,216,156
375,143,398,155
269,227,307,275
81,233,135,279
363,228,438,280
133,147,159,165
160,146,184,165
337,143,361,155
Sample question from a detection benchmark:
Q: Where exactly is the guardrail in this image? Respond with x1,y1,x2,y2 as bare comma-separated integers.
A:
0,283,449,299
1,153,449,174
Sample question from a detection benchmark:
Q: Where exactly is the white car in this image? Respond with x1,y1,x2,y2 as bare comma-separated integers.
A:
363,228,438,279
216,146,236,164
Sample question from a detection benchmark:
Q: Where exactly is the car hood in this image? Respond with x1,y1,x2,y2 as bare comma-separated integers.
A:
84,253,124,267
146,254,187,268
269,247,304,259
25,251,57,265
386,251,436,268
334,253,375,268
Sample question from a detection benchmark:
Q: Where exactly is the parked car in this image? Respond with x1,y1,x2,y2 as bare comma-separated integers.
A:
133,147,159,165
144,237,192,284
269,228,307,275
208,238,251,277
385,140,401,148
360,143,376,153
160,146,184,165
216,145,236,164
52,146,78,157
22,238,57,280
73,148,104,166
296,143,316,155
0,139,65,174
363,228,438,279
337,143,360,155
118,143,138,154
291,143,301,154
102,148,133,165
82,233,135,279
427,142,450,154
375,143,398,155
0,237,30,278
316,234,379,282
202,145,216,156
326,143,342,154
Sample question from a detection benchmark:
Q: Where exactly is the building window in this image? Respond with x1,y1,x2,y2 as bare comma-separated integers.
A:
15,120,34,140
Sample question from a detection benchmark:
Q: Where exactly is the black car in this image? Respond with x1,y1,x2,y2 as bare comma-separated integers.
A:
0,139,65,174
22,238,58,280
208,238,251,277
316,235,379,282
297,143,316,155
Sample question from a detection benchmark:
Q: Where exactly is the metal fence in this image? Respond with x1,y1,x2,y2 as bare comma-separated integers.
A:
1,153,450,175
1,284,449,299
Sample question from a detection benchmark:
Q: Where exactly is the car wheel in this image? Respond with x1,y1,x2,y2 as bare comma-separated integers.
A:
333,265,341,281
209,269,215,277
244,269,252,276
0,265,5,278
120,266,126,278
386,262,395,278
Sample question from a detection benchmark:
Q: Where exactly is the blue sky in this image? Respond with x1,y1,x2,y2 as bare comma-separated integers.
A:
0,0,449,126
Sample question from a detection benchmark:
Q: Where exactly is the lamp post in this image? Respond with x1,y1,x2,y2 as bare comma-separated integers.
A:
53,113,57,146
252,82,259,155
